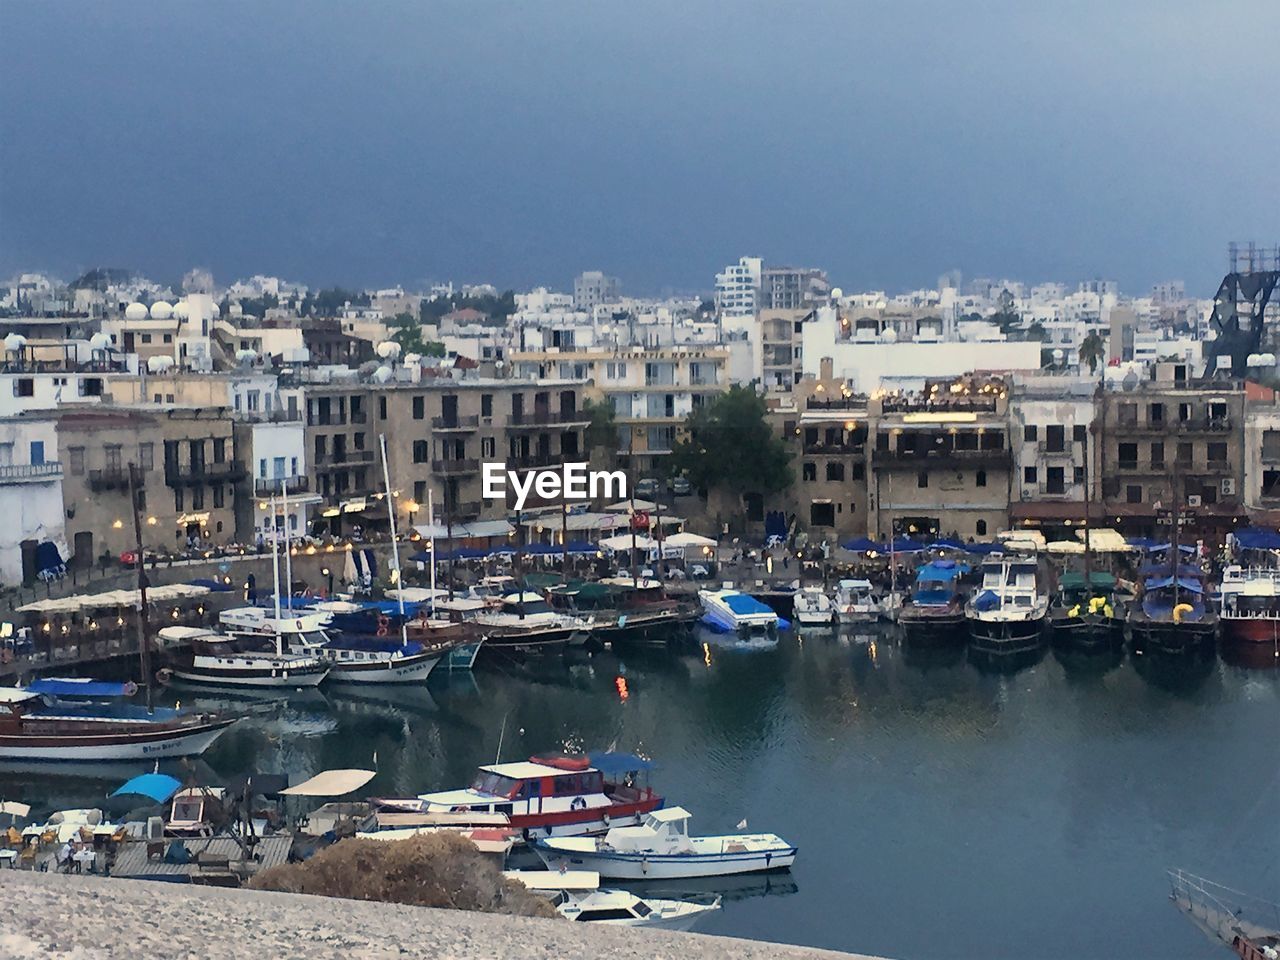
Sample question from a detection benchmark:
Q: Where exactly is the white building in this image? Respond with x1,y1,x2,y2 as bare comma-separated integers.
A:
573,271,621,312
237,420,319,542
0,416,67,586
714,256,762,323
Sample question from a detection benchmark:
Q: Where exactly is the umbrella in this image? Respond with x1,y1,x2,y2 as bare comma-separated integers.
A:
840,537,884,553
111,773,182,804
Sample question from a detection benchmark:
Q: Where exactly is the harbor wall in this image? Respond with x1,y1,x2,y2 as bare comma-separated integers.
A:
1,871,882,960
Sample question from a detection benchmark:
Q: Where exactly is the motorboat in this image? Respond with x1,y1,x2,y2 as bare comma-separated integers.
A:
899,560,966,645
159,626,329,689
833,579,878,624
1219,565,1280,646
965,559,1049,658
0,679,234,761
791,587,834,627
1048,570,1127,651
698,589,779,636
473,593,592,657
534,806,797,879
508,871,721,930
376,751,663,841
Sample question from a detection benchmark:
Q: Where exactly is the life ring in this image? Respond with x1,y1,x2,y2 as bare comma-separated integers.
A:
570,796,587,812
377,615,390,637
156,668,173,686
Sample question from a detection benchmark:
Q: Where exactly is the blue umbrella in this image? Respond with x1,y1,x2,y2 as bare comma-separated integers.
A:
840,537,884,553
111,773,182,805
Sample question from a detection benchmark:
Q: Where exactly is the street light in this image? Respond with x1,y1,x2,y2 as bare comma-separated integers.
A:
322,566,333,596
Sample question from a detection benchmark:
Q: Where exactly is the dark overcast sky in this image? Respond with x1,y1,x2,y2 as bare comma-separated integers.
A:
2,0,1277,296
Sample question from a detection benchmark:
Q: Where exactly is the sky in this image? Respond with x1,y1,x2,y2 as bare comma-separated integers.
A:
3,0,1278,298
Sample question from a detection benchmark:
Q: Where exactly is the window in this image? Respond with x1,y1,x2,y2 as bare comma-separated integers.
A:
481,394,493,418
259,458,268,478
1126,484,1143,504
213,485,224,508
1177,442,1193,465
192,487,204,510
414,481,426,503
15,378,33,397
802,462,816,482
1046,466,1065,494
1178,403,1193,423
1151,442,1164,468
917,471,929,489
68,447,85,476
1074,466,1085,484
976,519,987,536
1263,430,1280,461
1208,442,1227,463
1024,425,1038,442
378,396,387,420
104,445,122,472
1118,403,1137,426
412,396,424,420
212,438,226,464
810,502,835,527
481,437,495,457
412,440,428,463
1023,466,1037,484
1118,443,1137,468
826,462,844,481
354,432,365,450
1045,425,1065,453
1073,424,1087,442
851,463,865,481
976,469,987,487
1149,402,1164,425
140,334,152,344
162,333,172,344
174,488,184,511
139,443,154,471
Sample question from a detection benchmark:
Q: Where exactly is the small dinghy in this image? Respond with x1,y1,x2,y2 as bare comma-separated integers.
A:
533,806,796,879
507,870,722,930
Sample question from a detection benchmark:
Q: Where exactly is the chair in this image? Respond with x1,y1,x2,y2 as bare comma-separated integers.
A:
18,844,36,869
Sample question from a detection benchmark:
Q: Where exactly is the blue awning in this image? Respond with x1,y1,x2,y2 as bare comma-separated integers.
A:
112,773,182,804
886,537,927,554
916,561,963,582
28,678,137,699
1144,575,1204,594
840,537,884,552
588,751,656,775
1234,526,1280,550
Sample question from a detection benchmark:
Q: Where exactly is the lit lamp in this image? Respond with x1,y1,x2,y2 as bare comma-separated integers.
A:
322,566,333,595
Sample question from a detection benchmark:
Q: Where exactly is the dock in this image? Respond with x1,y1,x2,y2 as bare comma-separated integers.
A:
112,835,293,884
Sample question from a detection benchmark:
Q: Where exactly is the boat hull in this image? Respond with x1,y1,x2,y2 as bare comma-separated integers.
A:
899,608,965,645
166,664,329,688
443,640,484,669
0,717,235,762
323,649,440,685
1049,612,1126,650
835,609,878,625
535,844,797,879
1129,615,1218,655
478,627,582,657
1221,617,1280,645
967,614,1046,656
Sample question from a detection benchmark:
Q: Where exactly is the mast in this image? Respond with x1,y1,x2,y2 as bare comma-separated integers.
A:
515,506,525,620
269,493,282,656
379,434,409,647
1171,456,1182,610
630,483,639,589
427,488,437,618
653,489,664,586
560,496,569,583
282,480,293,613
127,463,153,711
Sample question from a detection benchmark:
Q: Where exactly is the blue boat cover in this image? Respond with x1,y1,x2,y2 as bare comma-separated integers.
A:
1234,526,1280,550
972,589,1001,612
964,542,1004,555
588,751,657,774
1143,575,1204,594
929,538,970,551
725,593,774,615
28,678,134,699
886,537,927,554
186,578,234,592
112,773,182,804
916,560,962,582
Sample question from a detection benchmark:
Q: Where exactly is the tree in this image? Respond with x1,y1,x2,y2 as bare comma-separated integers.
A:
1024,321,1046,343
669,386,791,496
583,398,617,452
1079,331,1106,374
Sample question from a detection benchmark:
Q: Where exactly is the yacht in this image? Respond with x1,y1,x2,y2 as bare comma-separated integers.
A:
899,560,967,644
1218,565,1280,646
965,559,1049,657
473,593,592,656
698,589,779,636
792,587,835,626
833,579,878,624
160,625,329,689
510,874,721,930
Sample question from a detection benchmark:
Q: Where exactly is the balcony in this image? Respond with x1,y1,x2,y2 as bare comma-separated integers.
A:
88,468,130,492
507,453,559,470
431,458,480,476
316,449,375,467
0,462,63,483
1035,481,1077,499
880,397,997,415
254,475,310,496
802,442,865,456
1035,441,1074,457
431,415,480,431
164,460,248,487
806,397,868,412
875,447,1011,467
307,412,349,427
508,410,590,428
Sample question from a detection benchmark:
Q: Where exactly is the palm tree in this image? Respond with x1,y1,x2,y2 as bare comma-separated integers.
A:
1079,331,1106,374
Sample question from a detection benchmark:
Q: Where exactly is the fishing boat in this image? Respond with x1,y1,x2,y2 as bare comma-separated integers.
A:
432,598,489,668
965,558,1049,657
899,560,967,645
534,806,797,879
159,625,329,688
376,752,663,840
1129,567,1218,655
0,679,235,761
1219,565,1280,646
698,589,779,636
1048,570,1127,650
792,587,835,626
550,578,694,645
473,593,593,656
833,579,878,624
510,871,722,930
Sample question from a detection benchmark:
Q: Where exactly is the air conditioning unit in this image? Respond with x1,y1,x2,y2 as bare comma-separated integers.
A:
146,816,165,841
1187,495,1202,507
1222,478,1237,496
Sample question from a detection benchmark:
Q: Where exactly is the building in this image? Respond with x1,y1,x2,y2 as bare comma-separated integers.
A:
757,309,810,393
714,256,762,322
573,271,621,312
233,417,316,544
783,365,869,538
0,416,67,586
55,407,241,568
1007,375,1101,535
760,266,829,310
1243,396,1280,521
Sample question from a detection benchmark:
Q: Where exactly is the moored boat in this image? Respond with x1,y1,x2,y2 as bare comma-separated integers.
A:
1219,565,1280,646
1129,567,1218,656
1048,571,1127,651
792,586,835,627
474,593,593,657
698,589,779,636
160,626,329,689
833,579,878,624
965,558,1048,658
899,560,966,645
515,874,722,930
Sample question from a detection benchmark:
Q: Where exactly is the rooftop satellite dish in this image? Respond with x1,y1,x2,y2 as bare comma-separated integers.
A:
235,349,258,364
1053,348,1065,362
404,353,422,365
831,287,844,299
124,302,148,321
89,332,112,352
149,301,173,320
147,355,175,374
3,333,26,353
376,341,401,359
173,301,190,321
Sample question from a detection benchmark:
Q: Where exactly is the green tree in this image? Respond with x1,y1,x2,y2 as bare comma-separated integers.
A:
583,398,617,451
1078,331,1106,374
669,386,791,496
1024,320,1046,342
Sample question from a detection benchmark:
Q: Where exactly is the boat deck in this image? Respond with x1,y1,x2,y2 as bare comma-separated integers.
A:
112,834,292,883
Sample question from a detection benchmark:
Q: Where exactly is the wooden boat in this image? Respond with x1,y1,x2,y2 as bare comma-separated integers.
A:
899,560,966,645
160,626,329,689
1129,566,1217,656
1048,571,1127,650
0,681,234,761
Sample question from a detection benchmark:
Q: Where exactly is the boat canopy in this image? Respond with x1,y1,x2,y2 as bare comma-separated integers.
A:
1059,571,1117,591
916,561,963,583
111,773,182,804
721,592,775,615
587,751,656,775
1233,526,1280,551
664,531,717,548
1046,540,1086,555
281,769,377,797
1144,575,1205,594
27,678,137,699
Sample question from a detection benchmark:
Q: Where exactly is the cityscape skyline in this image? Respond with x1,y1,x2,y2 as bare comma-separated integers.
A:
5,1,1279,297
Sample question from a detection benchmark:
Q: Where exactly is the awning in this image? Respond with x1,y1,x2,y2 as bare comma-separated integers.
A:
111,773,182,804
1046,540,1085,555
1233,526,1280,550
0,801,31,818
664,532,717,548
28,678,138,699
840,537,883,553
587,752,656,775
280,768,376,797
414,519,514,539
599,534,659,552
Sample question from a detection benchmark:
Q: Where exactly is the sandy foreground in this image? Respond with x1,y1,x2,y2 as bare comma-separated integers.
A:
0,870,879,960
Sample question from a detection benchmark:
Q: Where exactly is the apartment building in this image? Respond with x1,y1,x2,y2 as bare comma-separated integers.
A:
714,256,762,321
1008,376,1102,535
783,369,869,538
760,266,829,310
0,416,67,585
758,308,810,393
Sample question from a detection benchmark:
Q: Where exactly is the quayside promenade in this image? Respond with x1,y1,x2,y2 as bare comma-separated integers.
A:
2,872,881,960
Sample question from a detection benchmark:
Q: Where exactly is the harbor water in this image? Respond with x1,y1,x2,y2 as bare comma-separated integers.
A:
10,625,1279,960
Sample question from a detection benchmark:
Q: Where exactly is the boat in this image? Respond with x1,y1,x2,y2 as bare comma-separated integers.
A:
698,589,779,636
358,810,519,858
834,579,878,624
965,558,1049,657
473,593,593,657
1048,570,1127,650
432,598,489,668
549,578,695,645
0,680,235,761
899,560,967,645
534,806,797,879
509,871,722,930
377,751,663,841
1219,565,1280,646
159,625,329,689
791,587,835,627
1169,869,1280,960
1129,566,1218,656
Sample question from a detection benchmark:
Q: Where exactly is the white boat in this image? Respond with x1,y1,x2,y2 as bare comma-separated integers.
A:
473,593,593,656
834,579,878,624
506,870,721,930
159,626,329,689
965,558,1049,657
698,590,779,636
534,806,797,879
792,587,834,626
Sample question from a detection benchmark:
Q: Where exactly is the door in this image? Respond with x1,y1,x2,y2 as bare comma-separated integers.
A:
20,539,38,585
29,441,44,465
73,531,93,570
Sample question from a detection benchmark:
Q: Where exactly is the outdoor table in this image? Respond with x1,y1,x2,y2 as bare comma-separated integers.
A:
0,849,16,868
71,849,96,872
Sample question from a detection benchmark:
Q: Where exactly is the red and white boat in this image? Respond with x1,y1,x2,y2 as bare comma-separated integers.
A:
1219,565,1280,644
376,752,663,840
